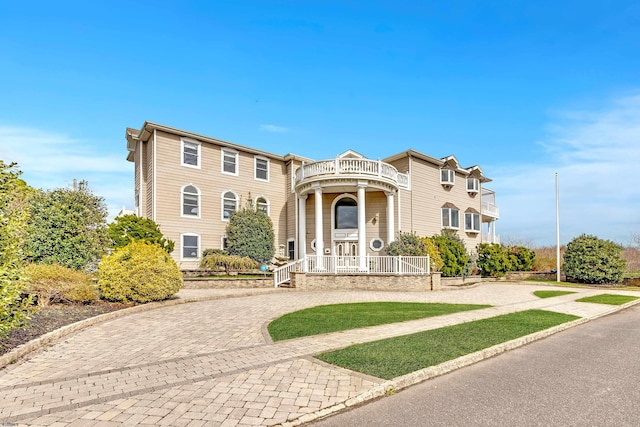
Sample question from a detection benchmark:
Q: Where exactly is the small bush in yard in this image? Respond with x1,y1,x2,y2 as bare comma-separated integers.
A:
25,263,98,306
98,240,183,303
200,252,258,275
564,234,626,284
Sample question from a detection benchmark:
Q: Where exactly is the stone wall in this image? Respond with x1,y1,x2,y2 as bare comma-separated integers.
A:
505,271,566,281
291,272,441,291
183,277,273,289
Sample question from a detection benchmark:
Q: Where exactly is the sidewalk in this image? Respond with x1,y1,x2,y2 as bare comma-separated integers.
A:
0,283,638,426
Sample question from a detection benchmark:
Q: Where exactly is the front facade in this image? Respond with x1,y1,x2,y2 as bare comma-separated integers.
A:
125,122,499,270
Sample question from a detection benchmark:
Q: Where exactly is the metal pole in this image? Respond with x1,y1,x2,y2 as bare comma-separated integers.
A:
556,173,560,282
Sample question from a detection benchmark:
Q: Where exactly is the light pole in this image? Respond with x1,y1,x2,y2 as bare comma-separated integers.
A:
555,173,560,282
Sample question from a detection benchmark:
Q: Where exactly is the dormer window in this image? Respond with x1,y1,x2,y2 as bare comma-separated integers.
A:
441,169,455,185
467,178,479,193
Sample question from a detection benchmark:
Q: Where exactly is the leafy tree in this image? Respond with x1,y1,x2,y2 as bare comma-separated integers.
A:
564,234,626,284
432,230,469,277
477,243,512,277
108,214,174,253
26,181,109,271
508,245,536,271
226,199,275,264
0,161,34,336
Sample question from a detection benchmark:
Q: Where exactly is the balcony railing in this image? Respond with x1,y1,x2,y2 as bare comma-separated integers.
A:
482,233,500,244
482,201,500,218
295,158,410,189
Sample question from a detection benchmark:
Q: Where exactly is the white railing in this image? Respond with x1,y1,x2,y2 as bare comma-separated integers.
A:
295,158,410,189
306,255,430,275
273,259,304,287
482,201,500,218
482,233,501,244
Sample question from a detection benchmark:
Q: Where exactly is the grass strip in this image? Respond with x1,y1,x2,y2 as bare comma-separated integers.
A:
268,302,491,341
316,309,579,380
576,294,639,305
533,290,576,299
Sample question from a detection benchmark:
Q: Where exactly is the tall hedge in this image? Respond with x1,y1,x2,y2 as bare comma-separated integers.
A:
563,234,626,284
432,230,469,277
226,202,275,264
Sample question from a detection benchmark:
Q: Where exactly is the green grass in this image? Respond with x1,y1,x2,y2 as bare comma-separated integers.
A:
525,279,587,287
316,309,579,380
533,290,577,299
267,302,491,341
576,294,640,305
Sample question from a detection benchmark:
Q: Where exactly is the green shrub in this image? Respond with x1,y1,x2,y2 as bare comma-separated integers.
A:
422,237,444,272
477,243,512,277
108,214,174,253
508,246,536,271
432,230,469,277
98,240,183,303
385,232,427,256
227,200,275,263
563,234,626,284
200,252,258,275
202,248,228,257
25,263,98,306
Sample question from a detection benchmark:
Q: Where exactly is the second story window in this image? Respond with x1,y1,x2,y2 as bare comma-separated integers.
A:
465,212,481,232
467,178,479,193
441,169,455,185
442,207,459,229
222,149,238,175
255,156,269,181
182,185,200,217
182,140,200,168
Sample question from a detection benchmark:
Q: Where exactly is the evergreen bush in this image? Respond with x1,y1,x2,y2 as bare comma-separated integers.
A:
98,240,183,303
563,234,626,284
25,263,98,306
476,243,512,277
432,230,469,277
227,200,275,264
107,214,174,253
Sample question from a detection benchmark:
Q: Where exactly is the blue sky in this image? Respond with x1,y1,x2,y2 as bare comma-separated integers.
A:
1,1,639,246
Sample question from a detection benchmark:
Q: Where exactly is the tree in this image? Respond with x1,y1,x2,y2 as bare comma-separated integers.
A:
226,199,275,264
0,161,33,336
508,246,536,271
26,181,109,271
108,214,174,253
477,243,512,277
564,234,626,284
432,230,469,277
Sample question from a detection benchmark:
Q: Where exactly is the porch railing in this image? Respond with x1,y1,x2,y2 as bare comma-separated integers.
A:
274,255,431,286
295,158,410,189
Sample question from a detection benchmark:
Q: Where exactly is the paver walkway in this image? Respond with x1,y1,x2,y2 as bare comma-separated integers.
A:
0,283,638,426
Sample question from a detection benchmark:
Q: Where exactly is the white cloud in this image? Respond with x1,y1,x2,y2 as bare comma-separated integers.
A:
489,93,640,246
259,124,290,133
0,126,133,220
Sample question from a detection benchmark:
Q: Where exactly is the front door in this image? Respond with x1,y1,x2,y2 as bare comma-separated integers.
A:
335,241,358,270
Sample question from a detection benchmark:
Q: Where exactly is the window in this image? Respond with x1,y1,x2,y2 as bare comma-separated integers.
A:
370,238,384,252
256,196,269,215
182,234,199,260
222,149,238,175
442,207,460,229
255,156,269,181
287,240,295,260
465,212,481,233
182,140,200,168
467,178,479,193
335,198,358,229
441,169,455,185
222,191,238,220
221,236,228,250
182,185,200,217
134,190,140,216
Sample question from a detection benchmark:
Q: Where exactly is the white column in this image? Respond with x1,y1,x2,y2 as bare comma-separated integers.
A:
298,194,307,262
386,190,395,244
357,182,367,270
314,186,324,268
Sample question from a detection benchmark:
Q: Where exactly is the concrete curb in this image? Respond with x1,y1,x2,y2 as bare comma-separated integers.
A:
280,297,640,426
0,289,286,370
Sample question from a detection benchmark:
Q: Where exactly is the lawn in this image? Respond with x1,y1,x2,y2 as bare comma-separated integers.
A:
316,309,579,380
267,302,491,341
533,290,577,298
576,294,640,305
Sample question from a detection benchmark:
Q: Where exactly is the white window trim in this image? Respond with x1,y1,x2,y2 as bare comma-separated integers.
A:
180,233,200,261
221,148,239,176
181,184,201,219
221,190,239,221
465,212,481,233
440,169,455,185
441,207,460,229
310,239,317,252
255,195,270,216
370,238,384,252
254,156,270,182
467,178,479,193
181,138,201,169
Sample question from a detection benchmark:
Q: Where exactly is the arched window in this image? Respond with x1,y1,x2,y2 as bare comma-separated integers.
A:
222,191,238,220
256,196,269,215
182,185,199,217
335,197,358,229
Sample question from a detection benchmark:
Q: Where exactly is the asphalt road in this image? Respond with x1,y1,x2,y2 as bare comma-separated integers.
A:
309,304,640,427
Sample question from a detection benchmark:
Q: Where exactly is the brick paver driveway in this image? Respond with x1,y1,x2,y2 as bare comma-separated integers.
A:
1,284,638,426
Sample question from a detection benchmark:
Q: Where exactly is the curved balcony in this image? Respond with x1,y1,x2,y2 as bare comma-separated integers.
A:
294,158,410,192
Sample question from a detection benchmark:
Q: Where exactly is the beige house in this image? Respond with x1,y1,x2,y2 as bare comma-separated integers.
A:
125,122,499,270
